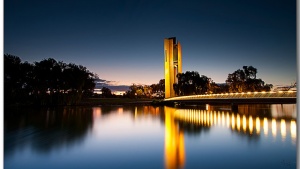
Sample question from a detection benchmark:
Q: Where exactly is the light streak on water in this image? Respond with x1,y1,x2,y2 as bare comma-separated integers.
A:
249,116,253,134
290,120,296,144
256,117,260,134
281,119,286,141
237,114,241,131
272,119,277,138
173,108,297,143
264,118,268,136
242,115,247,132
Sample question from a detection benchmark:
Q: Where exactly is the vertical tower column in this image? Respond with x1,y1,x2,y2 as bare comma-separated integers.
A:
164,37,182,98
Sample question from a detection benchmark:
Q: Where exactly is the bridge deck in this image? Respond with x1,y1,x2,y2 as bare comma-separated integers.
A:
164,91,297,104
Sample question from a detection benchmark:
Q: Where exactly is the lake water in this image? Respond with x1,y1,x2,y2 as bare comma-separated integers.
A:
4,104,297,169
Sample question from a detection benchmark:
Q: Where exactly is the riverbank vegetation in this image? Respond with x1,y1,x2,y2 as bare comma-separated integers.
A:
127,66,273,97
4,54,97,106
5,54,273,106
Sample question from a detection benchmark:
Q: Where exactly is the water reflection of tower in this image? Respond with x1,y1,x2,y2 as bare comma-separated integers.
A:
164,106,185,169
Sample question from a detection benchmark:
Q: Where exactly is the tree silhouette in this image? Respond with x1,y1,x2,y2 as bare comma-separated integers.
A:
226,66,272,92
174,71,211,96
101,87,112,98
4,54,96,106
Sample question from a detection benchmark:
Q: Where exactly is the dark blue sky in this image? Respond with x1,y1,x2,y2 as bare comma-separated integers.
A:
5,0,296,86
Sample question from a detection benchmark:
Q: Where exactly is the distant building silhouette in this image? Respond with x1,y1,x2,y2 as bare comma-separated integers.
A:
164,37,182,98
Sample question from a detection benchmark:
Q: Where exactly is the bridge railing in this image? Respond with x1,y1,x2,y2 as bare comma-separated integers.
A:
164,91,297,101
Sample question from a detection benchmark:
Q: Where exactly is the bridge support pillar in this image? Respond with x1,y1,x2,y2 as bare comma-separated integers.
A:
231,103,238,112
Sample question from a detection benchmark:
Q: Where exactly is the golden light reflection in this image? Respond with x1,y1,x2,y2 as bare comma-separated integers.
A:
242,115,247,132
217,112,221,126
272,119,277,137
214,112,217,125
172,108,297,145
210,112,213,125
164,107,185,169
237,114,241,131
249,116,253,134
290,120,297,144
256,117,260,134
134,107,138,118
226,113,230,128
222,112,225,126
93,107,102,118
264,118,268,136
231,114,235,129
200,111,204,125
204,111,207,125
118,107,123,114
281,119,286,141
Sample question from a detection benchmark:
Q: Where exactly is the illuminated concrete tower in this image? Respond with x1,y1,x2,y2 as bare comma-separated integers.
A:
164,37,182,98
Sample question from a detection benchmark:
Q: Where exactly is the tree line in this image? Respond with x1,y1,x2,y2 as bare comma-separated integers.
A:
123,79,165,98
4,54,97,106
126,66,273,97
5,54,273,103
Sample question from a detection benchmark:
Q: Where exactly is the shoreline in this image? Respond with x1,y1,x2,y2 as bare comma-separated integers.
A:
4,97,296,109
4,98,165,108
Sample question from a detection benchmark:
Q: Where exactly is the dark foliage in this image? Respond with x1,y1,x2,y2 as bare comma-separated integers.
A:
226,66,273,92
173,71,211,96
4,54,97,106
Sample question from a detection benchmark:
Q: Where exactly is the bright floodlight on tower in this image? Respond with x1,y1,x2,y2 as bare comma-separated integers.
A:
164,37,182,98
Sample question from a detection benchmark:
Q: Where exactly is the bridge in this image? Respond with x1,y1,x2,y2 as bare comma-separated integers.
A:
163,37,297,105
164,91,297,105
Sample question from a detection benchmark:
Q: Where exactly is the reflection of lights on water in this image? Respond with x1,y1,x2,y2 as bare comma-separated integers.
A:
135,107,138,118
214,112,217,125
204,112,207,125
290,120,296,144
93,107,102,118
118,107,123,114
226,113,230,128
200,111,204,125
281,119,286,141
222,112,225,126
173,109,296,142
231,114,235,129
256,117,260,134
210,112,213,125
217,112,221,125
249,116,253,134
272,119,277,137
237,114,240,131
264,118,268,136
242,115,247,132
164,107,185,169
206,112,209,125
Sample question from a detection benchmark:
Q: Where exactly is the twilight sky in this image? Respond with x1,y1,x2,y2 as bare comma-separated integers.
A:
4,0,296,86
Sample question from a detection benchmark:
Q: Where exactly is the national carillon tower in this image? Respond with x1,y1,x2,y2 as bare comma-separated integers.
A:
164,37,182,98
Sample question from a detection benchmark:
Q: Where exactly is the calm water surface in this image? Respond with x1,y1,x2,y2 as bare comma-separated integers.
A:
4,104,297,169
